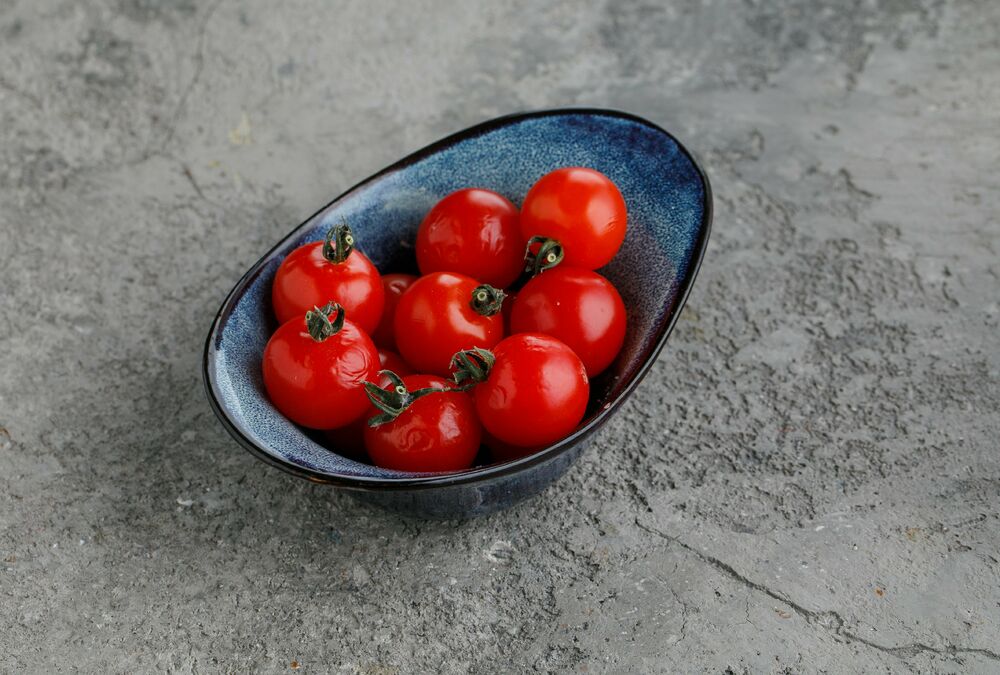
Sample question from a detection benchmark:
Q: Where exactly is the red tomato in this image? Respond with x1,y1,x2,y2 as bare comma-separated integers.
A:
394,272,505,377
510,267,626,376
263,303,379,429
416,188,525,288
453,334,589,448
363,374,481,472
519,167,627,270
372,273,417,349
272,223,385,334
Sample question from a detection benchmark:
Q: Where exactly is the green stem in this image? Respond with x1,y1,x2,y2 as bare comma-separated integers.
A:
364,370,444,427
450,347,496,389
469,284,506,317
524,236,564,277
321,221,355,263
304,302,345,342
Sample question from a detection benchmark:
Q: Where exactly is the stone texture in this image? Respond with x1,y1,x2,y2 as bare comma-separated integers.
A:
1,0,999,672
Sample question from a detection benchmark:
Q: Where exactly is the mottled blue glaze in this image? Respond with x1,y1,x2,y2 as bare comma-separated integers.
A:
203,109,712,518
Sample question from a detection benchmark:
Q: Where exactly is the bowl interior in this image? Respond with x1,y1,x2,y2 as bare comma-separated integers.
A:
205,110,709,482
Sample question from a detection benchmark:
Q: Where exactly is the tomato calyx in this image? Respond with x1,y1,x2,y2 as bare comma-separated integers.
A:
304,302,346,342
469,284,506,317
450,347,496,390
321,221,356,264
524,236,565,277
364,370,443,427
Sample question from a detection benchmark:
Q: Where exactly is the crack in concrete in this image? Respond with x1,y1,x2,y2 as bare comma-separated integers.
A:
635,518,1000,665
160,0,224,151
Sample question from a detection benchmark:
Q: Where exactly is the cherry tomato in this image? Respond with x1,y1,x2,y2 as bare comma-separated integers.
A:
453,333,589,448
394,271,505,377
520,167,627,270
510,267,626,376
263,303,378,429
372,273,417,349
324,348,414,458
363,373,481,472
272,223,384,334
416,188,525,289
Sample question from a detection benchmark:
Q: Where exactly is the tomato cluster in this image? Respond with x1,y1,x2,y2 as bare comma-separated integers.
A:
261,167,628,473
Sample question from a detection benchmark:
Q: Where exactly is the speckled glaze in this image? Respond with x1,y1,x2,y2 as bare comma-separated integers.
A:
203,109,712,518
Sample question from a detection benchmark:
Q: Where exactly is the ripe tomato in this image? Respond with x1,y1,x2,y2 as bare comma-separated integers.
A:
394,272,505,377
416,188,525,289
510,267,626,376
262,303,378,429
324,348,415,458
363,373,481,472
453,334,589,448
519,167,627,270
272,223,385,334
371,273,417,349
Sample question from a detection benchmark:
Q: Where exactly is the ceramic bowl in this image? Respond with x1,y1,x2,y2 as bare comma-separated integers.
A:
202,108,712,518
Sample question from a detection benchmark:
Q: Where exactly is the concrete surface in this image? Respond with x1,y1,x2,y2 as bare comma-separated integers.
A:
1,0,999,672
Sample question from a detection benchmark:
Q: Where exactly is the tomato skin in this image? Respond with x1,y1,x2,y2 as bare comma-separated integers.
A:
519,167,627,270
272,241,384,334
471,333,589,448
262,315,379,429
510,267,626,376
364,375,482,472
372,273,417,349
394,272,505,377
416,188,525,288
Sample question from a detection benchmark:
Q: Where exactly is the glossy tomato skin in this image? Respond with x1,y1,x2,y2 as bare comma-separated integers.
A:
272,242,384,334
519,167,627,270
416,188,525,289
473,333,589,448
372,273,417,349
262,315,379,429
394,272,505,377
364,375,482,472
510,267,626,376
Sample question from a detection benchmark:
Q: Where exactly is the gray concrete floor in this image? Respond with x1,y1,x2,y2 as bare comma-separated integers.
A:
2,0,999,672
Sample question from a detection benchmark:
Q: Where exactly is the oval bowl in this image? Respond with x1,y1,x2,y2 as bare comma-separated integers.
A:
203,108,712,518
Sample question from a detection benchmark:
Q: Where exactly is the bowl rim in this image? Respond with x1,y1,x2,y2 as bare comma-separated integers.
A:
202,107,713,492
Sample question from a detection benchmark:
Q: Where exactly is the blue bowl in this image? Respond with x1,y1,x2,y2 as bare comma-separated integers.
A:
203,109,712,518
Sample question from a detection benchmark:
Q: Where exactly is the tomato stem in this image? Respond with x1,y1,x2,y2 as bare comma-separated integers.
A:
524,236,564,277
450,347,495,390
321,221,355,264
364,370,443,427
469,284,506,317
305,302,345,342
